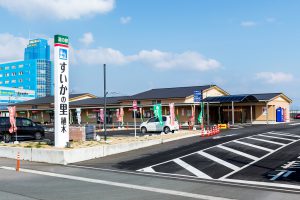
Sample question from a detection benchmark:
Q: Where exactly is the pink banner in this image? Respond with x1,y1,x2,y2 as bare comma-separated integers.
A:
169,103,175,126
8,106,17,133
116,109,121,122
119,107,124,122
100,109,104,123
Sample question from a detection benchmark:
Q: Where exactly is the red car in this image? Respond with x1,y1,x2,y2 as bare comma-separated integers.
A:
294,114,300,119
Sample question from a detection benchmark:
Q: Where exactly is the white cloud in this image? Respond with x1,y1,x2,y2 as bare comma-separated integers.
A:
76,48,221,71
79,32,94,46
256,72,294,84
0,0,115,20
0,33,27,62
120,16,132,24
76,47,128,65
240,21,257,27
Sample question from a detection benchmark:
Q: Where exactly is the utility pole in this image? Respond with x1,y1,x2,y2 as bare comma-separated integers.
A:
103,64,107,141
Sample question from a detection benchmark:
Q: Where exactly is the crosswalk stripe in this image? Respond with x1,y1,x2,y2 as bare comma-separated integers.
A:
258,134,295,141
198,151,240,171
268,132,300,138
247,137,286,145
217,145,259,160
173,158,212,179
233,140,273,152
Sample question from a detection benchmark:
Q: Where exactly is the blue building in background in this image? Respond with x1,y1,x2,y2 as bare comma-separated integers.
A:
0,38,53,99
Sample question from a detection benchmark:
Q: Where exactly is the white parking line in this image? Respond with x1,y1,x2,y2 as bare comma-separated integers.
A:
0,166,234,200
267,132,300,138
233,141,273,152
173,158,212,179
140,167,155,173
289,123,300,126
258,134,295,141
217,145,259,161
198,151,240,171
247,137,286,145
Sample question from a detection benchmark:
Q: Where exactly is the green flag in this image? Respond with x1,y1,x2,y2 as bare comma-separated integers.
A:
198,102,204,124
153,104,163,125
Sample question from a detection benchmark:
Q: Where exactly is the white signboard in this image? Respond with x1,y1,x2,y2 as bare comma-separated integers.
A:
54,35,69,147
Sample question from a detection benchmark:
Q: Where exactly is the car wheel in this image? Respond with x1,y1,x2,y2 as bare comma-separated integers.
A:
3,133,11,143
34,132,42,140
164,126,170,134
141,127,147,134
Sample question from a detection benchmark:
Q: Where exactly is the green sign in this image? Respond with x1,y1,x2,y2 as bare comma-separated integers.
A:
153,104,163,125
54,35,69,45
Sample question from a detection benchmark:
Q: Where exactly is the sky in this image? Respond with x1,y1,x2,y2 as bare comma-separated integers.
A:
0,0,299,109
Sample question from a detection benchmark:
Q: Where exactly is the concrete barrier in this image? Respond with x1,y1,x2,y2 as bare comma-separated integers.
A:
0,133,200,165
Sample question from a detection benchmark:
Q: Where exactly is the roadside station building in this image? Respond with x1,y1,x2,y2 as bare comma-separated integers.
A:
5,85,292,125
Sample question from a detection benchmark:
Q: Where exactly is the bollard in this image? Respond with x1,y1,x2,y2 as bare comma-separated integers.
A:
16,152,20,172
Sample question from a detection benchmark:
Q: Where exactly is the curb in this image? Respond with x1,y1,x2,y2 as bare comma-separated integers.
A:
0,132,201,165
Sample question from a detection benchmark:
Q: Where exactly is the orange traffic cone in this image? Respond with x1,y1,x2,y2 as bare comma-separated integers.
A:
16,152,20,172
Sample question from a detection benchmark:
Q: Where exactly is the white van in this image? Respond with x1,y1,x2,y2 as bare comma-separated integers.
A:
140,116,179,134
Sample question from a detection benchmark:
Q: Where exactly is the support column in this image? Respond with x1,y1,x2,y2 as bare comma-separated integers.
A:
207,102,210,126
250,105,253,124
218,106,221,124
266,102,269,125
231,101,234,125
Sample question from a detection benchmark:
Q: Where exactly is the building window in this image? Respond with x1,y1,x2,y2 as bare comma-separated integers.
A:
19,64,23,68
0,74,2,77
11,72,17,76
12,66,16,69
19,79,23,83
5,66,9,70
5,80,9,84
18,86,23,89
18,71,24,75
0,81,2,84
0,67,2,71
4,73,9,77
11,80,16,83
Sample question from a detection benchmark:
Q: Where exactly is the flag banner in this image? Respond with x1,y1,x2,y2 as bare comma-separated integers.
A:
8,106,17,133
153,104,163,125
100,109,104,123
139,107,144,122
120,107,124,125
198,102,204,124
116,109,121,122
169,103,175,126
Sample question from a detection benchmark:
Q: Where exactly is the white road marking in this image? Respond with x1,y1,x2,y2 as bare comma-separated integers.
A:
267,132,300,138
140,167,155,173
213,134,237,139
198,151,240,171
247,137,286,145
221,137,300,179
217,145,259,161
0,166,234,200
289,123,300,126
258,134,295,141
70,164,300,193
173,158,212,179
233,141,273,152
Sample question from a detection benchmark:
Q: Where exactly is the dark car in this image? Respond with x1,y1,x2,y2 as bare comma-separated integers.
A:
0,117,45,143
294,114,300,119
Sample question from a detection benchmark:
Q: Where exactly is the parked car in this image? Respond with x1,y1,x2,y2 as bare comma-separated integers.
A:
140,116,179,134
0,117,45,143
294,114,300,119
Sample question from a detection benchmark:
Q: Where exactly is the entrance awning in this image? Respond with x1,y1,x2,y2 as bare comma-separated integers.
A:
203,95,259,103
